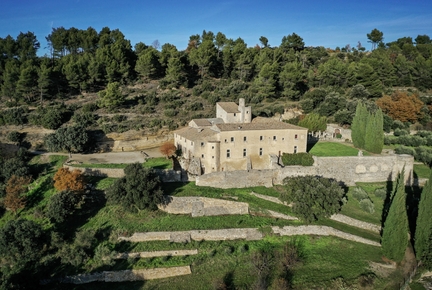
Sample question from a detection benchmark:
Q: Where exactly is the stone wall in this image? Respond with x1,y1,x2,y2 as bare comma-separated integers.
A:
196,154,414,188
158,196,249,217
272,226,381,247
118,228,264,243
59,266,191,284
63,164,182,182
115,249,198,259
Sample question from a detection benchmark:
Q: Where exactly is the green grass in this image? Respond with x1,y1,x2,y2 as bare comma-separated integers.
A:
414,163,431,179
339,184,386,225
309,141,371,156
142,157,172,169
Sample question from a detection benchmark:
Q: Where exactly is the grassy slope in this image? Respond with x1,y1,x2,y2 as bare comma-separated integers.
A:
5,150,399,289
309,141,371,156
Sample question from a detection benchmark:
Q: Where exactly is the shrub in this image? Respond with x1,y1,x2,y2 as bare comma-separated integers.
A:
281,153,314,166
359,199,375,214
374,188,387,200
281,176,346,223
393,128,409,136
164,109,178,117
81,102,98,112
351,187,369,201
2,107,28,125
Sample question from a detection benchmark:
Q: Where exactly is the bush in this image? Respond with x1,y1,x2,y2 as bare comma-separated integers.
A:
393,128,409,136
374,188,387,200
281,153,314,166
359,199,375,214
351,187,368,201
1,107,28,125
81,102,98,112
281,176,346,223
164,109,178,117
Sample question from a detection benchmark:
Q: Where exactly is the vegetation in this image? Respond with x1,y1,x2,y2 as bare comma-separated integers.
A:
106,163,164,211
351,102,384,153
381,169,409,262
53,167,86,193
281,152,314,166
280,176,346,223
415,169,432,268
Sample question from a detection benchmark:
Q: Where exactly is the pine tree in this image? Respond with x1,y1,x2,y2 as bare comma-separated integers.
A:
351,102,368,149
381,169,409,262
415,169,432,263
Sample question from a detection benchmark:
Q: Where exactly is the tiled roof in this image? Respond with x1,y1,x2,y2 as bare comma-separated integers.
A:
191,119,212,126
175,127,218,141
217,102,240,113
216,118,307,131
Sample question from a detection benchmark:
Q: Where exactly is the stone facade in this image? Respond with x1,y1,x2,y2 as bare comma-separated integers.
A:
174,98,308,174
196,154,414,188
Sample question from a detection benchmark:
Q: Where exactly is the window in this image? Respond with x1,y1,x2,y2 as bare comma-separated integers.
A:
294,146,298,154
243,136,247,142
225,139,228,143
191,141,194,145
273,136,277,141
212,146,214,149
259,148,263,156
227,149,231,158
282,138,285,141
231,137,234,142
212,156,214,159
260,136,263,141
234,113,236,116
243,148,247,157
295,134,298,139
201,154,204,158
201,142,204,146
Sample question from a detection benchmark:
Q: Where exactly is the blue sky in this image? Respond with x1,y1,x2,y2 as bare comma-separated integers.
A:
1,0,431,55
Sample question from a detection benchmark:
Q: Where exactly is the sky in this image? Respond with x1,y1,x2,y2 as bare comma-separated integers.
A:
1,0,432,55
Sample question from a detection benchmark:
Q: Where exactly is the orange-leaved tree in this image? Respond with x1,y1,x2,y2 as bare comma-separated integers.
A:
159,141,177,159
376,91,424,123
53,167,86,193
4,175,32,213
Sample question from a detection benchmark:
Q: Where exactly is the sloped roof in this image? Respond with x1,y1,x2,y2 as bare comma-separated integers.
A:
217,102,240,113
175,126,218,141
216,117,308,131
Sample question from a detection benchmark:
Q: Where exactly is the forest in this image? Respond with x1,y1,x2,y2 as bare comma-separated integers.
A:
0,27,431,132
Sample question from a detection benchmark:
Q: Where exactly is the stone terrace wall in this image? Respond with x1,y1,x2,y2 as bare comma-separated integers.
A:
196,154,414,188
63,164,181,182
158,196,249,217
59,266,191,284
119,228,264,243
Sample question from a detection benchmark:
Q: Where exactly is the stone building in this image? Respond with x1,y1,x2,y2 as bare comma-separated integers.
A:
174,99,308,174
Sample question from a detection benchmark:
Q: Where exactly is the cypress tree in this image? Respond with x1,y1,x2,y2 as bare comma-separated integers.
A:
381,169,409,262
415,169,432,263
351,102,368,149
364,109,384,153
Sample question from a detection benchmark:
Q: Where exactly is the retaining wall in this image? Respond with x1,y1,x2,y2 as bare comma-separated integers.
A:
118,228,264,243
158,196,249,217
59,266,191,284
272,225,381,247
63,164,182,182
115,249,198,259
196,155,414,188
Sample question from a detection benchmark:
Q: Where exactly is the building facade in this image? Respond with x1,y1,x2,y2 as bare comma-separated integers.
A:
174,99,308,174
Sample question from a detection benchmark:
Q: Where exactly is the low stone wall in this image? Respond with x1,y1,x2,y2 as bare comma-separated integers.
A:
115,249,198,259
196,154,414,188
63,164,182,182
60,266,191,284
158,196,249,217
118,228,264,243
272,225,381,247
330,214,381,233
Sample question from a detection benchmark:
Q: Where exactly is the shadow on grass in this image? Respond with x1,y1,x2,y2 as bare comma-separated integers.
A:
26,176,53,209
161,182,189,196
42,281,146,290
306,137,319,152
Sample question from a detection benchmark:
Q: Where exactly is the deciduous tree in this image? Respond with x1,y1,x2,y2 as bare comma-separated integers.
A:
159,141,176,159
53,167,86,193
4,175,31,213
376,91,423,123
